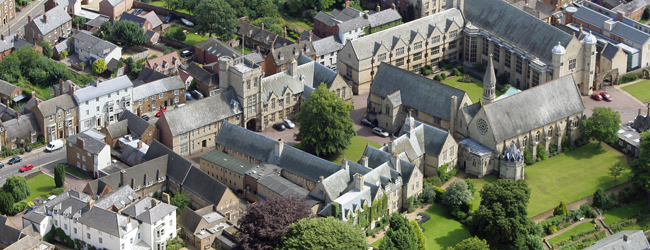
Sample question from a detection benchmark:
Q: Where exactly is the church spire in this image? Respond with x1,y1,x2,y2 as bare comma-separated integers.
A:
483,54,496,105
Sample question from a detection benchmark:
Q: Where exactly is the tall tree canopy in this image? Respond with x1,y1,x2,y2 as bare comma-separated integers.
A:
3,175,30,202
237,196,312,250
112,20,148,46
296,83,356,156
442,179,474,208
469,179,540,249
0,47,92,88
54,164,65,188
277,217,368,250
582,107,620,147
631,131,650,209
194,0,238,40
447,237,490,250
379,213,418,250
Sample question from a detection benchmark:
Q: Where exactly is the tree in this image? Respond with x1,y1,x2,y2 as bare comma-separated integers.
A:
40,41,53,58
277,217,368,250
592,188,609,209
170,193,190,214
0,192,14,215
54,164,65,188
237,196,312,250
420,183,436,204
469,180,539,249
317,0,336,10
582,107,621,147
92,59,107,75
525,235,545,250
464,179,477,196
112,20,148,46
167,28,186,42
410,220,426,250
441,179,473,208
3,175,30,202
447,237,490,250
72,16,86,29
630,130,650,209
553,201,569,216
379,213,418,250
183,0,199,14
163,0,182,10
194,0,238,40
608,163,624,182
296,83,356,156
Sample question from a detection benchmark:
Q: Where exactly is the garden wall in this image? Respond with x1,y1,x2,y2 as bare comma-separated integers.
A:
159,36,193,49
133,1,194,21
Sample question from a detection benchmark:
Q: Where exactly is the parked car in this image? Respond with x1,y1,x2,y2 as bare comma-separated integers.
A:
155,108,168,117
372,127,390,137
600,92,613,102
181,50,194,57
190,90,203,99
163,14,174,23
361,119,374,127
590,93,603,101
0,162,4,169
273,123,286,131
19,163,34,172
8,156,21,165
45,139,64,152
185,92,192,100
25,205,38,214
181,18,194,27
284,119,295,129
142,114,150,121
132,8,143,15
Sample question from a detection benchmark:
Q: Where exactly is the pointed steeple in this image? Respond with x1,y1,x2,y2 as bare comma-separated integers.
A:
483,54,496,105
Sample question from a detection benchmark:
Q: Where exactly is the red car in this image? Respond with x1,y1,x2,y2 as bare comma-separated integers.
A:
19,164,34,172
155,108,168,117
590,93,603,101
600,92,613,102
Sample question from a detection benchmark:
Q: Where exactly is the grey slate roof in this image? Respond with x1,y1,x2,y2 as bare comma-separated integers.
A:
511,0,556,20
122,197,176,224
258,175,310,198
86,15,110,29
185,63,218,87
0,215,23,245
35,94,76,116
315,7,371,32
584,230,650,250
143,140,192,184
32,6,71,35
196,38,241,59
105,0,124,7
244,52,264,64
464,0,573,63
200,149,255,175
613,0,650,15
462,103,482,124
368,9,401,28
71,30,119,58
2,113,39,144
66,130,108,154
119,13,146,27
215,122,277,163
602,43,620,60
182,167,230,206
483,75,584,142
458,138,493,156
0,80,19,97
264,55,342,103
371,63,468,121
94,185,139,210
77,206,137,237
132,76,185,101
177,206,205,234
162,88,241,136
271,42,316,66
88,154,168,195
54,39,70,54
573,7,650,46
106,120,128,139
136,67,169,85
312,35,344,56
118,110,151,137
73,76,132,103
279,146,341,183
237,20,293,48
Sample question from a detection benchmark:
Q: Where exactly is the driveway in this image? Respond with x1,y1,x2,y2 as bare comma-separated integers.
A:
582,86,646,123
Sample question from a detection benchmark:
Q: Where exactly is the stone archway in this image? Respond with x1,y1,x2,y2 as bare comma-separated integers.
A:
246,118,258,131
643,68,650,79
595,69,619,90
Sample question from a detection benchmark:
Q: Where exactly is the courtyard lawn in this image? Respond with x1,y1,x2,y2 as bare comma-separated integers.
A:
167,26,210,46
149,1,191,15
65,166,89,179
293,136,381,164
467,175,498,211
603,200,645,225
441,76,504,103
281,14,314,30
23,174,56,202
548,222,597,245
622,79,650,103
525,142,630,217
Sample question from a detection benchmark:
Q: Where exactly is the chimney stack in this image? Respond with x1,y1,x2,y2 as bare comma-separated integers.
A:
120,170,126,186
162,193,170,204
69,82,76,95
94,76,99,86
297,37,301,44
1,34,4,41
345,0,350,8
341,157,349,170
647,103,650,117
390,152,400,172
450,96,457,137
353,173,364,191
15,112,19,120
261,23,264,30
77,137,85,148
257,46,261,54
623,234,629,242
274,138,284,158
377,4,380,12
27,15,31,22
86,199,95,209
617,11,624,22
639,108,642,116
392,3,396,9
137,141,142,149
43,14,47,23
309,31,313,41
359,156,369,167
319,175,324,182
31,91,35,98
288,59,298,76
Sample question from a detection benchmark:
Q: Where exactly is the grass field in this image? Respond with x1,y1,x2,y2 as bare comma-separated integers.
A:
281,14,314,30
441,76,504,103
149,1,191,15
548,222,597,245
23,174,56,202
603,200,644,225
65,166,89,179
370,205,472,250
293,136,381,164
525,142,630,217
167,26,210,46
622,79,650,103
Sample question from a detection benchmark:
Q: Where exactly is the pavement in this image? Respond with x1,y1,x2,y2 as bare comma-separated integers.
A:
582,85,647,125
1,0,45,37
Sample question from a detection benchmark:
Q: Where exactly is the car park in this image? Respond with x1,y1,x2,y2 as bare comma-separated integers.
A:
273,123,286,131
284,119,295,129
19,163,34,172
361,119,374,127
590,93,603,101
163,14,174,23
142,114,150,121
372,127,389,137
8,156,21,165
600,92,613,101
155,108,168,117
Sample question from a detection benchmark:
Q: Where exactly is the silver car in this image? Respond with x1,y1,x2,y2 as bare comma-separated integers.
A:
372,127,389,137
284,119,295,129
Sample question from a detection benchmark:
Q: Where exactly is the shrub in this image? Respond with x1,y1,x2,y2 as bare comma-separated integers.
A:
422,66,432,76
420,183,436,204
580,205,597,218
43,226,55,242
592,189,608,209
434,186,446,198
50,188,65,195
434,74,443,81
549,144,558,156
619,73,641,84
536,145,547,161
549,225,558,234
451,208,467,220
441,73,446,79
452,68,461,76
554,201,569,216
463,201,474,212
59,50,68,60
457,66,464,73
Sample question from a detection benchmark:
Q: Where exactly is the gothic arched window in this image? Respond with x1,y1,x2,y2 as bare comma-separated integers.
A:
536,131,540,142
523,136,528,147
548,126,553,138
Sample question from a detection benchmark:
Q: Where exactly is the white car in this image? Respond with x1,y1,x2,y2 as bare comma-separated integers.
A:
284,119,295,129
372,127,389,137
181,18,194,27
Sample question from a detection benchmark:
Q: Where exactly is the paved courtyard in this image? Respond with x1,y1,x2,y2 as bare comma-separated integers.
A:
582,86,647,123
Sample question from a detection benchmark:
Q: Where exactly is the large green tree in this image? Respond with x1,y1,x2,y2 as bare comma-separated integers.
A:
40,41,52,58
170,193,190,214
92,59,107,75
553,201,569,216
592,188,609,209
112,20,148,46
3,175,30,202
0,192,14,215
469,179,539,249
410,220,426,250
54,164,65,188
582,107,620,147
631,131,650,209
277,217,368,250
379,213,418,250
608,163,624,182
447,237,490,250
194,0,237,40
442,179,474,208
296,83,356,156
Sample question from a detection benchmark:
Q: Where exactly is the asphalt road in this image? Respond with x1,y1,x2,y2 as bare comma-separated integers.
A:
1,0,45,37
0,148,66,186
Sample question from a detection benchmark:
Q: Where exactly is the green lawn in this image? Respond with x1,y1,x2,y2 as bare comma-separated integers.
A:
548,222,597,245
65,166,89,179
467,175,498,211
281,14,314,30
167,26,210,46
622,79,650,103
149,1,191,15
234,46,254,55
24,174,56,202
441,76,505,103
603,200,645,225
525,142,630,217
293,136,381,164
370,205,472,250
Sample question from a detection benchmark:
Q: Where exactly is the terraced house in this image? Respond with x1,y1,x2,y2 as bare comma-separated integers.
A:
31,93,78,143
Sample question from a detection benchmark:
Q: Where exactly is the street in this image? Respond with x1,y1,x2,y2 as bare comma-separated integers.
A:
1,0,45,37
0,148,66,186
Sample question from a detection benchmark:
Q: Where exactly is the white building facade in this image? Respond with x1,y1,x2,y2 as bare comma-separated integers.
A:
73,76,133,132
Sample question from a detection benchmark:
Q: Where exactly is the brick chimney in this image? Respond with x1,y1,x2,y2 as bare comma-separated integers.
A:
297,37,301,44
27,15,31,22
94,76,99,86
345,0,350,8
376,4,380,12
261,23,264,30
86,199,95,209
43,14,47,23
257,46,261,54
31,91,35,98
617,11,624,22
77,137,85,148
15,112,19,120
137,141,142,149
161,193,170,204
69,82,76,95
120,170,126,186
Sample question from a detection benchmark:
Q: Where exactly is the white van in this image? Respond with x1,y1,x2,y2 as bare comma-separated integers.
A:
46,140,64,152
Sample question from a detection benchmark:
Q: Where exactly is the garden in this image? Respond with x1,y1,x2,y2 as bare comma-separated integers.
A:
0,174,64,216
165,25,211,46
293,136,380,164
621,79,650,103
